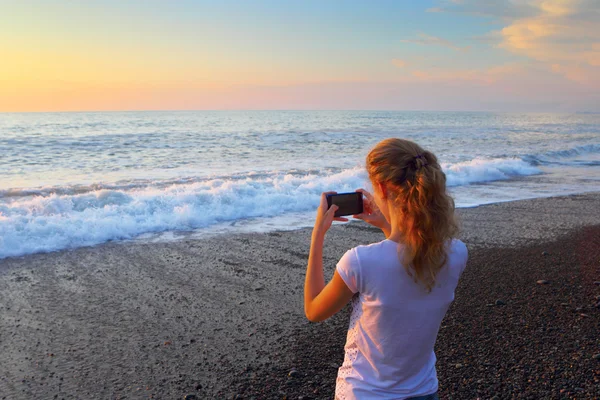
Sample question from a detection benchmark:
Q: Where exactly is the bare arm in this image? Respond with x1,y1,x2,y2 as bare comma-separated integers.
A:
304,192,354,322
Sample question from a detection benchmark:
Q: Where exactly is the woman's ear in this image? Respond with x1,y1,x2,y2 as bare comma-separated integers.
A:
377,181,388,199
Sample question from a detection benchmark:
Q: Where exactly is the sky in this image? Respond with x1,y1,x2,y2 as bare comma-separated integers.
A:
1,0,599,112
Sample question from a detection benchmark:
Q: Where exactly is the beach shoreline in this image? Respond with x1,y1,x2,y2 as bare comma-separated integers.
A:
1,192,599,399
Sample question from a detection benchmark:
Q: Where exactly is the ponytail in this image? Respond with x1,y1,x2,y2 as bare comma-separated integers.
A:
367,138,458,291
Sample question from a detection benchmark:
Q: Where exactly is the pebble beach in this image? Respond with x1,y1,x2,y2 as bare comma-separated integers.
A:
1,193,599,399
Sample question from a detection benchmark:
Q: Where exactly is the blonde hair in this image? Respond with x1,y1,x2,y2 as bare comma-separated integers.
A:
366,138,458,291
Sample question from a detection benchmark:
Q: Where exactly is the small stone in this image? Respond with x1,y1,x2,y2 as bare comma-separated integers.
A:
455,363,463,368
537,280,550,285
495,300,506,306
288,369,299,378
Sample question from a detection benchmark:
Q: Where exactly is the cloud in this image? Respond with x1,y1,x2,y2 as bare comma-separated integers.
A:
391,59,407,68
430,0,600,86
498,1,600,83
402,33,470,52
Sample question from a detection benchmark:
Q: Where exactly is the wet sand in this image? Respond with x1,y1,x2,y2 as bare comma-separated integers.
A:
1,193,599,399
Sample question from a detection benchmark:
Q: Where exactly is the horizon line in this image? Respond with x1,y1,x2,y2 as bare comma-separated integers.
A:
2,109,599,115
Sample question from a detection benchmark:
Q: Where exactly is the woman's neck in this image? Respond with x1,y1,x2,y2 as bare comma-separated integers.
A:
384,202,403,243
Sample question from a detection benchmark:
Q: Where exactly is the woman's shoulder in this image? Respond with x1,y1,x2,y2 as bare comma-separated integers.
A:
448,238,468,256
354,239,396,251
350,238,467,264
352,239,398,261
447,238,468,269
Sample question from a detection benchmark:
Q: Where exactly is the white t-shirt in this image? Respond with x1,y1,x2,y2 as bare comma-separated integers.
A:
335,238,468,400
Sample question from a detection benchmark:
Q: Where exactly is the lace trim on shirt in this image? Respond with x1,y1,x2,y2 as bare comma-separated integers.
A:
335,294,363,399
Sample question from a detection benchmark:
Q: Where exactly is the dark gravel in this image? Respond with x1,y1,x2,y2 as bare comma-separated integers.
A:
221,225,600,399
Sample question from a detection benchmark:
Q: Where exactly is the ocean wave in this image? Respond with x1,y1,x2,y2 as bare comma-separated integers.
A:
523,143,600,165
0,156,548,259
444,157,541,186
0,168,367,259
0,169,330,199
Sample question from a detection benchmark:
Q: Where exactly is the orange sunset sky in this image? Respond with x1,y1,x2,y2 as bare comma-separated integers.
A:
1,0,599,112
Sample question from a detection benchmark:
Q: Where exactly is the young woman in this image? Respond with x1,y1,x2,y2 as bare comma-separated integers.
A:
304,138,468,399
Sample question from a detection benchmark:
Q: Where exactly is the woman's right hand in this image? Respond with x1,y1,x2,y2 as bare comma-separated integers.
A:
353,189,391,236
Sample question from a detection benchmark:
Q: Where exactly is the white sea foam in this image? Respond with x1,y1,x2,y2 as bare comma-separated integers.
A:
0,156,548,259
0,168,368,258
444,157,541,186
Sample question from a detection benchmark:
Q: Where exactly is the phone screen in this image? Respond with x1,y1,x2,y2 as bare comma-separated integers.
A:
326,192,364,217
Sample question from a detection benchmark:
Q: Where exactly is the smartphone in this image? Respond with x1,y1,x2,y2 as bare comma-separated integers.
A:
326,192,364,217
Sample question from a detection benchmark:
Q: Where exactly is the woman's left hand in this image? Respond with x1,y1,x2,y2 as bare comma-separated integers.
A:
313,192,348,237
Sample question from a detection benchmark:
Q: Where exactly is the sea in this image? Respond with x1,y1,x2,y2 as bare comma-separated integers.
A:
1,111,599,259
